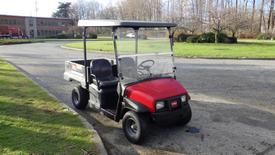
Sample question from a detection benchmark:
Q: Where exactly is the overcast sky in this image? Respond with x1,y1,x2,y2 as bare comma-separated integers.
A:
0,0,115,17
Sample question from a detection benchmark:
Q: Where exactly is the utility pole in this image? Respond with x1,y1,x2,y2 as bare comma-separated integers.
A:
35,0,38,17
34,0,38,39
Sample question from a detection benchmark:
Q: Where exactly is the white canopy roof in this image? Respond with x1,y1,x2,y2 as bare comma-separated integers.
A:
78,20,177,28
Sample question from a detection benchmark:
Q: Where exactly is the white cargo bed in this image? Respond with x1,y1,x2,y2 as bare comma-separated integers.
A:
64,60,91,87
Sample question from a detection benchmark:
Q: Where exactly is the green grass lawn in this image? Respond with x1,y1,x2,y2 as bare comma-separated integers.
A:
64,39,275,59
0,59,95,154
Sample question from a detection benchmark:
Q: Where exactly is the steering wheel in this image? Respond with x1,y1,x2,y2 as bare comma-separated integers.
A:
137,60,155,71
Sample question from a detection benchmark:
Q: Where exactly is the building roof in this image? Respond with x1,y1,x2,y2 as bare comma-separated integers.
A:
78,20,177,28
0,14,72,21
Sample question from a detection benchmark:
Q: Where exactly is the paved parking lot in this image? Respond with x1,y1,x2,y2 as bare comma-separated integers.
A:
0,42,275,155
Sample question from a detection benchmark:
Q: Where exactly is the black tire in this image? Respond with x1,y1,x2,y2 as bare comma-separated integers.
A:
178,104,192,126
71,85,89,110
122,111,148,144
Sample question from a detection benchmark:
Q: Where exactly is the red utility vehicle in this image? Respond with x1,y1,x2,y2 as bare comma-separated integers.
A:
64,20,192,143
0,26,23,38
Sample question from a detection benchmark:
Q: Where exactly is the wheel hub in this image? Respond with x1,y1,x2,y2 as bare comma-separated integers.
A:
130,124,137,132
127,119,138,135
72,91,79,103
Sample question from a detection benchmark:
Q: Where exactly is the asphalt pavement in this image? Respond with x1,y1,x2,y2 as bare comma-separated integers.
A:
0,42,275,155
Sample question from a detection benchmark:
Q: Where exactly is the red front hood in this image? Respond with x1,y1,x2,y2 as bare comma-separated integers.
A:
125,78,188,112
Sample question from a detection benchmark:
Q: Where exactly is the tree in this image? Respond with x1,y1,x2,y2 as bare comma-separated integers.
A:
268,0,275,30
70,0,101,20
181,16,203,34
51,0,274,40
116,0,162,21
52,2,71,18
209,10,229,43
227,10,250,37
99,6,118,19
259,0,265,33
251,0,256,32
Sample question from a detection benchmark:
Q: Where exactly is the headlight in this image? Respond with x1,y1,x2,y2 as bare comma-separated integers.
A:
156,101,165,110
181,95,187,102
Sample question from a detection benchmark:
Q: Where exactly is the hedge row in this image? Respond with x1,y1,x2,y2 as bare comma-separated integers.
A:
176,32,237,44
257,33,275,40
48,33,98,39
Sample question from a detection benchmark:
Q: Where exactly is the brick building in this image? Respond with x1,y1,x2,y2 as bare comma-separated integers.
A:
0,15,73,38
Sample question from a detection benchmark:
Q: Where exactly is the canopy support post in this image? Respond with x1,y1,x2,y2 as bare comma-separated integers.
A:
83,27,89,90
112,27,118,67
134,28,139,64
168,27,176,79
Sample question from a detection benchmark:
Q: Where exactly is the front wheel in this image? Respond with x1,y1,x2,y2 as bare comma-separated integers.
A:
122,111,148,144
177,104,192,126
71,85,89,110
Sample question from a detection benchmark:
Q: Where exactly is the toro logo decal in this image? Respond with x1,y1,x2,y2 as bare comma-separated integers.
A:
171,100,178,108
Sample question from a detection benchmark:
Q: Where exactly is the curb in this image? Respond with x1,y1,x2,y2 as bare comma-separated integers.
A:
60,45,83,51
60,45,112,54
175,56,275,61
0,41,44,46
5,60,108,155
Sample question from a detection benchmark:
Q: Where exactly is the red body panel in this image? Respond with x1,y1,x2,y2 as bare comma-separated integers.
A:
125,78,188,112
0,26,21,36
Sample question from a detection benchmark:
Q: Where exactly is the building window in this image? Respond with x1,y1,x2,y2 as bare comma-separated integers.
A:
29,19,34,27
30,30,34,38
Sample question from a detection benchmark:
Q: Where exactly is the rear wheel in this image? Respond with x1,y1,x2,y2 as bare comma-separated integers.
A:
72,85,89,110
122,111,148,144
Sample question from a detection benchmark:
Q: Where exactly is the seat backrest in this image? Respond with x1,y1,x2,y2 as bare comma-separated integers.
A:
90,59,113,79
119,57,137,78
